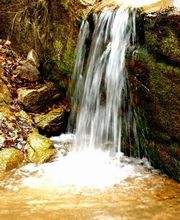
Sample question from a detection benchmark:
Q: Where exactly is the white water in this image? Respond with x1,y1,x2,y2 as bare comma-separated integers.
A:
71,8,137,153
174,0,180,9
2,134,154,191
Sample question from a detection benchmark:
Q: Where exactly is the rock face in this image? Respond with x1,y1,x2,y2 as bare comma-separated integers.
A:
0,148,24,172
34,106,70,135
17,82,60,112
27,131,57,164
127,8,180,181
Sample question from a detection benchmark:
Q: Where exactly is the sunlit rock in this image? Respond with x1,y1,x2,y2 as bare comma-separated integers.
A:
0,148,24,172
0,78,12,105
17,82,60,112
27,131,57,164
34,106,69,135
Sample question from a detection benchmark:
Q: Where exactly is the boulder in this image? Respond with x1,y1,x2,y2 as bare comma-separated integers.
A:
17,82,60,112
27,131,57,164
0,148,24,172
34,106,69,135
15,61,40,82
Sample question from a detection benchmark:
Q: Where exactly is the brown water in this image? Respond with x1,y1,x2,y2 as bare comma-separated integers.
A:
0,162,179,220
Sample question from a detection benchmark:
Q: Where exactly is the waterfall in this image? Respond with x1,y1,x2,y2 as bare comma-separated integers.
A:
70,7,137,154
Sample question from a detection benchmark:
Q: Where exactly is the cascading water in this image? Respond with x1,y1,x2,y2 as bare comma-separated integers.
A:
70,7,137,154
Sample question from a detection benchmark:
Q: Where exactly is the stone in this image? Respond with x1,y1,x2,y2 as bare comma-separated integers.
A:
15,61,40,82
15,110,33,125
17,82,60,112
27,131,57,164
0,78,12,105
27,49,40,68
0,148,24,172
34,106,69,135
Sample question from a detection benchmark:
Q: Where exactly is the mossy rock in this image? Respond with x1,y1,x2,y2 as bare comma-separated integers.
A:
128,48,180,141
147,143,180,181
27,131,57,164
144,9,180,64
0,148,24,172
127,46,180,181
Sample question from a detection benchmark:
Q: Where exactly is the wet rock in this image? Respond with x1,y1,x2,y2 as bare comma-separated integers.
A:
147,143,180,181
14,61,40,82
34,106,69,135
0,148,24,172
27,49,40,68
27,131,57,164
17,82,60,112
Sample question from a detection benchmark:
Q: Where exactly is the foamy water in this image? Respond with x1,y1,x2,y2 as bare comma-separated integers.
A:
1,134,156,191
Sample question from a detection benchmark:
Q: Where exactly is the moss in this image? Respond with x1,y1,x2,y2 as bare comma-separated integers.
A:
145,29,180,64
144,12,180,64
49,35,76,76
131,48,180,141
145,31,158,51
160,30,180,63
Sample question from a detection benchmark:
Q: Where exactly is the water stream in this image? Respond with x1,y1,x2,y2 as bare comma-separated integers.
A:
0,3,179,220
70,8,137,154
